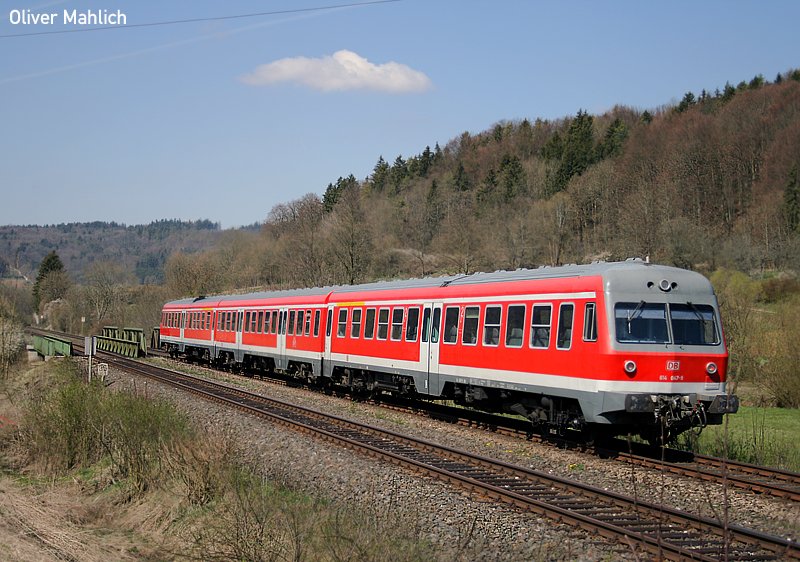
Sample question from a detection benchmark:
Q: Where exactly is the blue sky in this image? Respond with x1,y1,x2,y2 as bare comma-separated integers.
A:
2,0,799,228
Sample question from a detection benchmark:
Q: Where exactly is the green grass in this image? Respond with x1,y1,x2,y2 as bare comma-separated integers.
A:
683,406,800,472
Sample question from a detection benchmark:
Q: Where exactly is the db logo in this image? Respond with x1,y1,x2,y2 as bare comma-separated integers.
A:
666,361,680,371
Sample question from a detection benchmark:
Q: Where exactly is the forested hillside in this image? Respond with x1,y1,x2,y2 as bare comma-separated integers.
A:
0,219,224,284
163,71,800,295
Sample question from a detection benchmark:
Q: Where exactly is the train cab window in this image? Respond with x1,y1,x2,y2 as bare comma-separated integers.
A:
337,308,348,338
615,302,668,344
364,308,376,339
421,308,431,342
406,307,420,342
391,308,404,341
305,309,311,336
670,304,719,345
296,310,304,336
351,308,362,338
483,306,501,346
583,303,597,342
313,310,321,337
443,307,459,344
288,311,296,335
462,306,479,345
556,304,574,350
377,308,390,340
505,305,525,347
530,304,552,349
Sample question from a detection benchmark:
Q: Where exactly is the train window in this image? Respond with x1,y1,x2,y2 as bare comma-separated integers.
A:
556,304,574,350
288,311,296,335
421,308,431,342
262,311,269,334
351,308,362,338
313,310,321,337
583,303,597,342
670,304,719,345
226,312,233,332
406,307,420,342
505,305,525,347
483,306,501,346
337,308,348,338
244,312,250,333
391,308,404,341
251,312,258,333
296,310,304,336
207,312,212,330
443,307,459,344
326,309,332,337
462,307,479,345
530,304,552,348
377,308,390,340
305,309,311,336
364,308,376,339
431,308,441,343
615,303,668,344
272,311,278,334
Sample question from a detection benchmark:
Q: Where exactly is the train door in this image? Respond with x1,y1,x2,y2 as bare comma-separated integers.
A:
421,303,442,395
235,310,243,362
277,308,288,370
323,305,334,377
180,311,186,340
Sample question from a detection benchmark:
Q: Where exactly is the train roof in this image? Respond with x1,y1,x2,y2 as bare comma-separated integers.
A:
164,259,714,308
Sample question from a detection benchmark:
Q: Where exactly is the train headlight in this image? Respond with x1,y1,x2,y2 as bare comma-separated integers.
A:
623,360,637,375
706,362,718,375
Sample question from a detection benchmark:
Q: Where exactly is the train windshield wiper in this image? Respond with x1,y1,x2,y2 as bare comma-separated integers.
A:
627,300,646,334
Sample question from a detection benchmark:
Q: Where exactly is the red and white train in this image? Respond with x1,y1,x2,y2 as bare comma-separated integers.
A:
159,259,738,442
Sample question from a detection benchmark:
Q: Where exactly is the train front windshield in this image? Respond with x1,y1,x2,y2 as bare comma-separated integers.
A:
615,302,719,345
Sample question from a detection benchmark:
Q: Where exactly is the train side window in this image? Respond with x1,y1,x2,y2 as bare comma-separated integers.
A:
421,308,431,342
351,308,362,338
462,306,479,345
505,305,525,347
263,311,270,334
483,306,501,346
556,304,574,350
226,312,232,332
431,308,441,343
530,304,552,349
377,308,390,340
313,310,321,337
391,308,404,341
337,308,348,338
364,308,376,339
296,310,304,336
583,303,597,342
208,312,212,330
288,311,296,335
252,312,258,333
272,311,278,334
406,307,420,342
305,309,311,336
443,307,459,344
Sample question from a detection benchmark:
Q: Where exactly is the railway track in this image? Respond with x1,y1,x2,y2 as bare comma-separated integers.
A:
86,350,800,560
29,330,800,503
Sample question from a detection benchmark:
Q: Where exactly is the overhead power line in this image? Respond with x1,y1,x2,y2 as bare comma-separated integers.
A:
0,0,400,39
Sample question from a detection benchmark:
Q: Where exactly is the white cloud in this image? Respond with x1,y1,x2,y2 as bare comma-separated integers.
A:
240,50,432,93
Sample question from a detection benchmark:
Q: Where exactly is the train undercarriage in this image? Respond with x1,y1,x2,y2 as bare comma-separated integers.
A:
163,342,726,444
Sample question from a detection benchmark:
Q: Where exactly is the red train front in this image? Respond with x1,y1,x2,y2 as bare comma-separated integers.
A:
159,260,738,442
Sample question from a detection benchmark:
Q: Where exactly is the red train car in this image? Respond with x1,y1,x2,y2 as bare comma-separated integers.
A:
160,260,738,441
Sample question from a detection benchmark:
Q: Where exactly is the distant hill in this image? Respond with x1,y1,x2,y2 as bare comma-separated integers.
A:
0,219,226,284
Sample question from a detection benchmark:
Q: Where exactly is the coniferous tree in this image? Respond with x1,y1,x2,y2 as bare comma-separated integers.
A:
370,156,390,192
452,162,471,191
32,251,65,309
784,165,800,232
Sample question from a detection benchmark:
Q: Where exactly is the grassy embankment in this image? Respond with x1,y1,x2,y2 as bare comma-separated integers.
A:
0,358,438,561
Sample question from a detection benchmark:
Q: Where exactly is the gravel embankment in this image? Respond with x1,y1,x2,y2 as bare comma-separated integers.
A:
107,359,798,560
